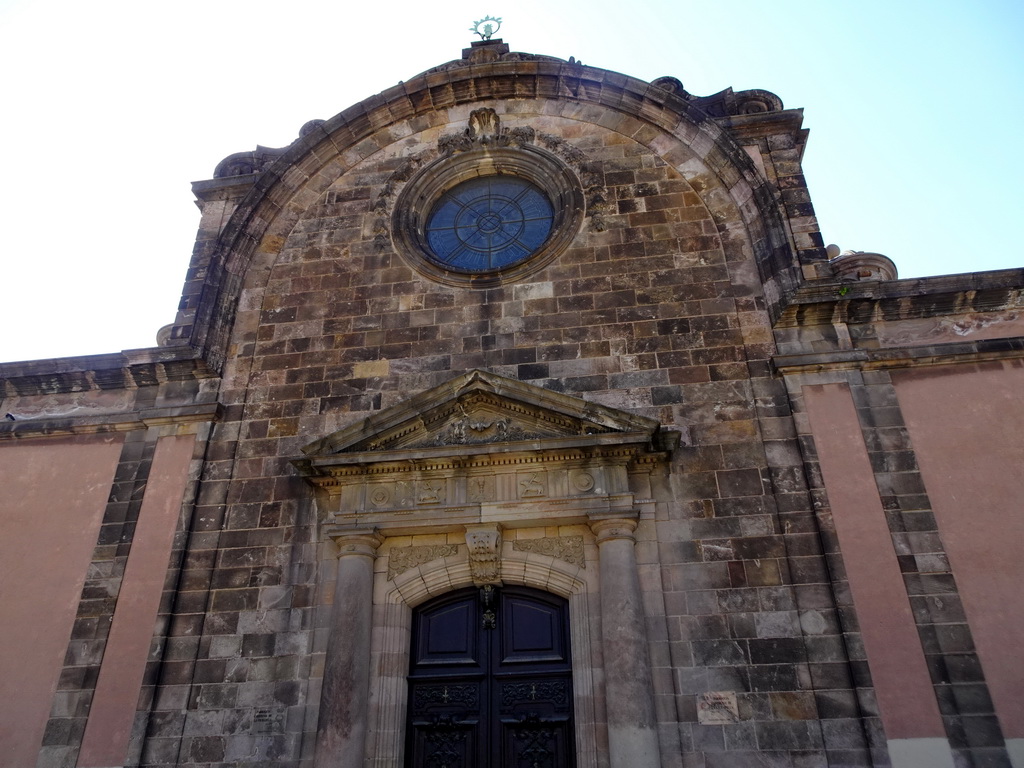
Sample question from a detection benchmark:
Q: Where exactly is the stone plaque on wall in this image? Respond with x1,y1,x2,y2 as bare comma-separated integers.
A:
697,691,739,724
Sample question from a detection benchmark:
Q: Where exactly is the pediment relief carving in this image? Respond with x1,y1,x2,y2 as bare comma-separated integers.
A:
294,370,677,532
299,370,673,460
356,391,615,452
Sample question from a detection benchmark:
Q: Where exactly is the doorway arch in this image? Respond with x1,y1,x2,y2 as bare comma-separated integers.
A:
361,538,604,768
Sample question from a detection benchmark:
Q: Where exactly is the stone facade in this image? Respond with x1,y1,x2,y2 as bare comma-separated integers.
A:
2,39,1022,768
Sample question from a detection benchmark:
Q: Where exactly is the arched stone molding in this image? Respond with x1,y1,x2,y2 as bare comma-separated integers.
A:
180,58,803,368
364,532,603,768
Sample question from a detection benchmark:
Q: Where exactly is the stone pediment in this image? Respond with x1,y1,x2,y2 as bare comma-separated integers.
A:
294,371,678,532
300,369,672,460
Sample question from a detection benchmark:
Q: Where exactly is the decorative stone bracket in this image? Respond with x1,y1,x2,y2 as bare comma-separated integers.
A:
465,524,502,586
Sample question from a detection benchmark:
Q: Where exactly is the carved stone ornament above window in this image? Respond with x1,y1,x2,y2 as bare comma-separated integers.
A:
386,110,587,288
293,370,679,537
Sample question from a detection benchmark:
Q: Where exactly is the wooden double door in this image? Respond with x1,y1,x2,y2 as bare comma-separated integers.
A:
405,586,576,768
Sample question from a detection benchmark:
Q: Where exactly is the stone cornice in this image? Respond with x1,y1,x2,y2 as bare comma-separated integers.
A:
0,403,220,440
295,370,673,535
300,369,668,457
192,175,260,203
0,347,215,397
713,108,807,144
773,337,1024,374
299,434,663,480
775,268,1024,328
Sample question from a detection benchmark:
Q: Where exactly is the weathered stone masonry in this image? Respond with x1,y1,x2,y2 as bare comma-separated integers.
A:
2,38,1023,768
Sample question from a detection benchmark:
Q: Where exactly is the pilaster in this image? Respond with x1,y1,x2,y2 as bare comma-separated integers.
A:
314,529,383,768
590,515,661,768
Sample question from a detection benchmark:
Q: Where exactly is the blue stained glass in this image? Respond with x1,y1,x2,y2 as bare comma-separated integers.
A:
425,176,555,271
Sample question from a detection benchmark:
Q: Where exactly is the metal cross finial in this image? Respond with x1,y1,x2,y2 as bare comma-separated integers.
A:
470,16,502,40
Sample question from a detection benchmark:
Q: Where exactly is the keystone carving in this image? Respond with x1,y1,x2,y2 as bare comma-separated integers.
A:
437,110,537,156
465,524,503,586
468,108,500,140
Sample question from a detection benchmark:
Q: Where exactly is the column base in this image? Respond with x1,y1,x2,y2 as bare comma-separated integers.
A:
1006,738,1024,768
887,738,955,768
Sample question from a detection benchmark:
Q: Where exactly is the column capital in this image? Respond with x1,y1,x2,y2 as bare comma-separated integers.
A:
589,515,639,545
327,527,383,559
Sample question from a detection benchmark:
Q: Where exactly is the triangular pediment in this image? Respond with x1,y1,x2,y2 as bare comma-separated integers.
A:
300,369,669,458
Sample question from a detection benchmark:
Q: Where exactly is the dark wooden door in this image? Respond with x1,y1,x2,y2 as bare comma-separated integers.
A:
405,585,575,768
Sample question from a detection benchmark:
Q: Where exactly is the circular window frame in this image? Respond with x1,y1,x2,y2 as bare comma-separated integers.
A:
392,145,585,288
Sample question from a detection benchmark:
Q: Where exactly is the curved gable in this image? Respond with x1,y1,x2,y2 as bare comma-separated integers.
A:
174,43,821,370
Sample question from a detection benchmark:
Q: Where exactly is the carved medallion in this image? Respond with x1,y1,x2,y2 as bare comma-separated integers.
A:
570,470,596,492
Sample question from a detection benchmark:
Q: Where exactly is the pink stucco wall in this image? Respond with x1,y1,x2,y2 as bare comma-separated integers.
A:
0,434,123,768
78,434,196,767
893,361,1024,740
804,383,946,740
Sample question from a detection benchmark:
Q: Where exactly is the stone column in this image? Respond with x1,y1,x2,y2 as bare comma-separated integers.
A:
590,516,661,768
314,529,383,768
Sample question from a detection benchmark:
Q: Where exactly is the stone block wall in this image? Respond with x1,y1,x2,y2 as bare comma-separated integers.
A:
6,45,1022,768
137,104,871,767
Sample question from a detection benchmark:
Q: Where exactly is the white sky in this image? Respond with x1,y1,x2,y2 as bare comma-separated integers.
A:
1,0,1021,363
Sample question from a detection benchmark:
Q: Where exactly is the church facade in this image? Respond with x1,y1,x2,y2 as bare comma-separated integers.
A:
2,39,1023,768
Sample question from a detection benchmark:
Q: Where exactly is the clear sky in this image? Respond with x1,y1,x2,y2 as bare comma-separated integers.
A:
1,0,1021,363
